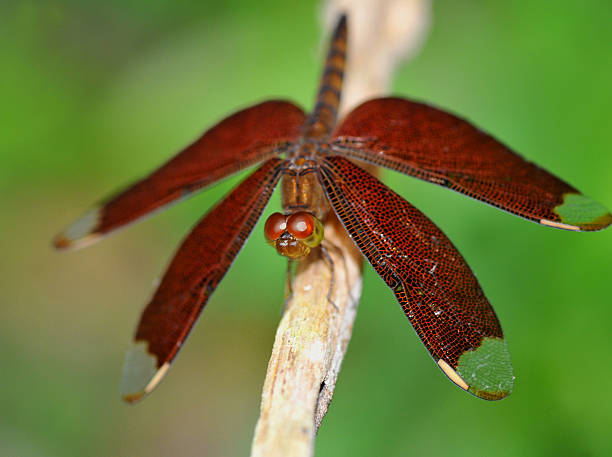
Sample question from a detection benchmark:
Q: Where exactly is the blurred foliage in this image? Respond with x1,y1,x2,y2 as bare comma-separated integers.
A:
1,1,611,456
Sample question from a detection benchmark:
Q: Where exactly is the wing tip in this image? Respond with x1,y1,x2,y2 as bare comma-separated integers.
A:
52,233,73,250
440,337,514,401
588,210,612,231
469,386,512,401
53,206,103,250
539,219,580,231
120,341,170,404
438,359,469,391
52,232,102,251
549,193,612,232
122,392,145,404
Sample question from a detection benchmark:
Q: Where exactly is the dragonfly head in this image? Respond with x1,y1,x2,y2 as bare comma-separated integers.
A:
264,211,324,260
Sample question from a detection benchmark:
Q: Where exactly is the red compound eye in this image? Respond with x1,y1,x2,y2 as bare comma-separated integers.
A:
264,212,287,241
286,212,315,239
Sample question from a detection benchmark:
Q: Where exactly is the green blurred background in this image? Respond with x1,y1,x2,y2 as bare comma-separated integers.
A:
1,1,611,456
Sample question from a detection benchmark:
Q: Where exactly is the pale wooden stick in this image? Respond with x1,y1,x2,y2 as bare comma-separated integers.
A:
251,217,362,457
251,2,431,456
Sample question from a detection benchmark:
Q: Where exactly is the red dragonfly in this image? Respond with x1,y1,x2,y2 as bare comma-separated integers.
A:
54,15,611,403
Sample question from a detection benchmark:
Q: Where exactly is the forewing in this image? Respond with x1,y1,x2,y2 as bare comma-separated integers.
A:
54,101,304,249
120,158,283,403
319,156,513,400
333,97,611,231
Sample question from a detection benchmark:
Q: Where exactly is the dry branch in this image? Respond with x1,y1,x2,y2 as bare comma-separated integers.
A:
251,2,431,456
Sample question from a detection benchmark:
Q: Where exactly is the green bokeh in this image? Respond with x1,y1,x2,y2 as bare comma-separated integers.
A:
1,1,611,456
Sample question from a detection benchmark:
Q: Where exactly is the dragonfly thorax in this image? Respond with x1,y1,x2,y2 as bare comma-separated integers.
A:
281,149,330,222
264,211,324,259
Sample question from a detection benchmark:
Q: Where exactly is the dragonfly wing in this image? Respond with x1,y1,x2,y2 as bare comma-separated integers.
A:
55,101,304,249
120,158,283,403
333,97,611,232
319,156,513,400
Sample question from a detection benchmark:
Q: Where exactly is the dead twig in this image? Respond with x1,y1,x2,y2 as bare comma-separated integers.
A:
251,2,431,456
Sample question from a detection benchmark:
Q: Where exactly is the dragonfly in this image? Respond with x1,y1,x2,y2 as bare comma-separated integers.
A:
54,15,611,403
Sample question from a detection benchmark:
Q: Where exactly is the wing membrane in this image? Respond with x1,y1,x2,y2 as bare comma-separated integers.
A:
120,158,283,403
55,101,304,249
318,156,513,400
333,97,611,231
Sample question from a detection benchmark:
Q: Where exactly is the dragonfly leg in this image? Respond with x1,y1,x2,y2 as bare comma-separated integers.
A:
320,244,338,311
283,260,295,314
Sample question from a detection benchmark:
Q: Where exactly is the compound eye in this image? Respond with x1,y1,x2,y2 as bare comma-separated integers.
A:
264,212,287,241
286,212,315,240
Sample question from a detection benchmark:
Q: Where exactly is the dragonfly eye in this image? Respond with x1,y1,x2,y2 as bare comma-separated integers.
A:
264,212,287,241
286,212,315,239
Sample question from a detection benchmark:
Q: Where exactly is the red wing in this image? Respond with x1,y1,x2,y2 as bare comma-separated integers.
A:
119,158,283,403
333,97,611,232
54,101,304,249
318,156,513,400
